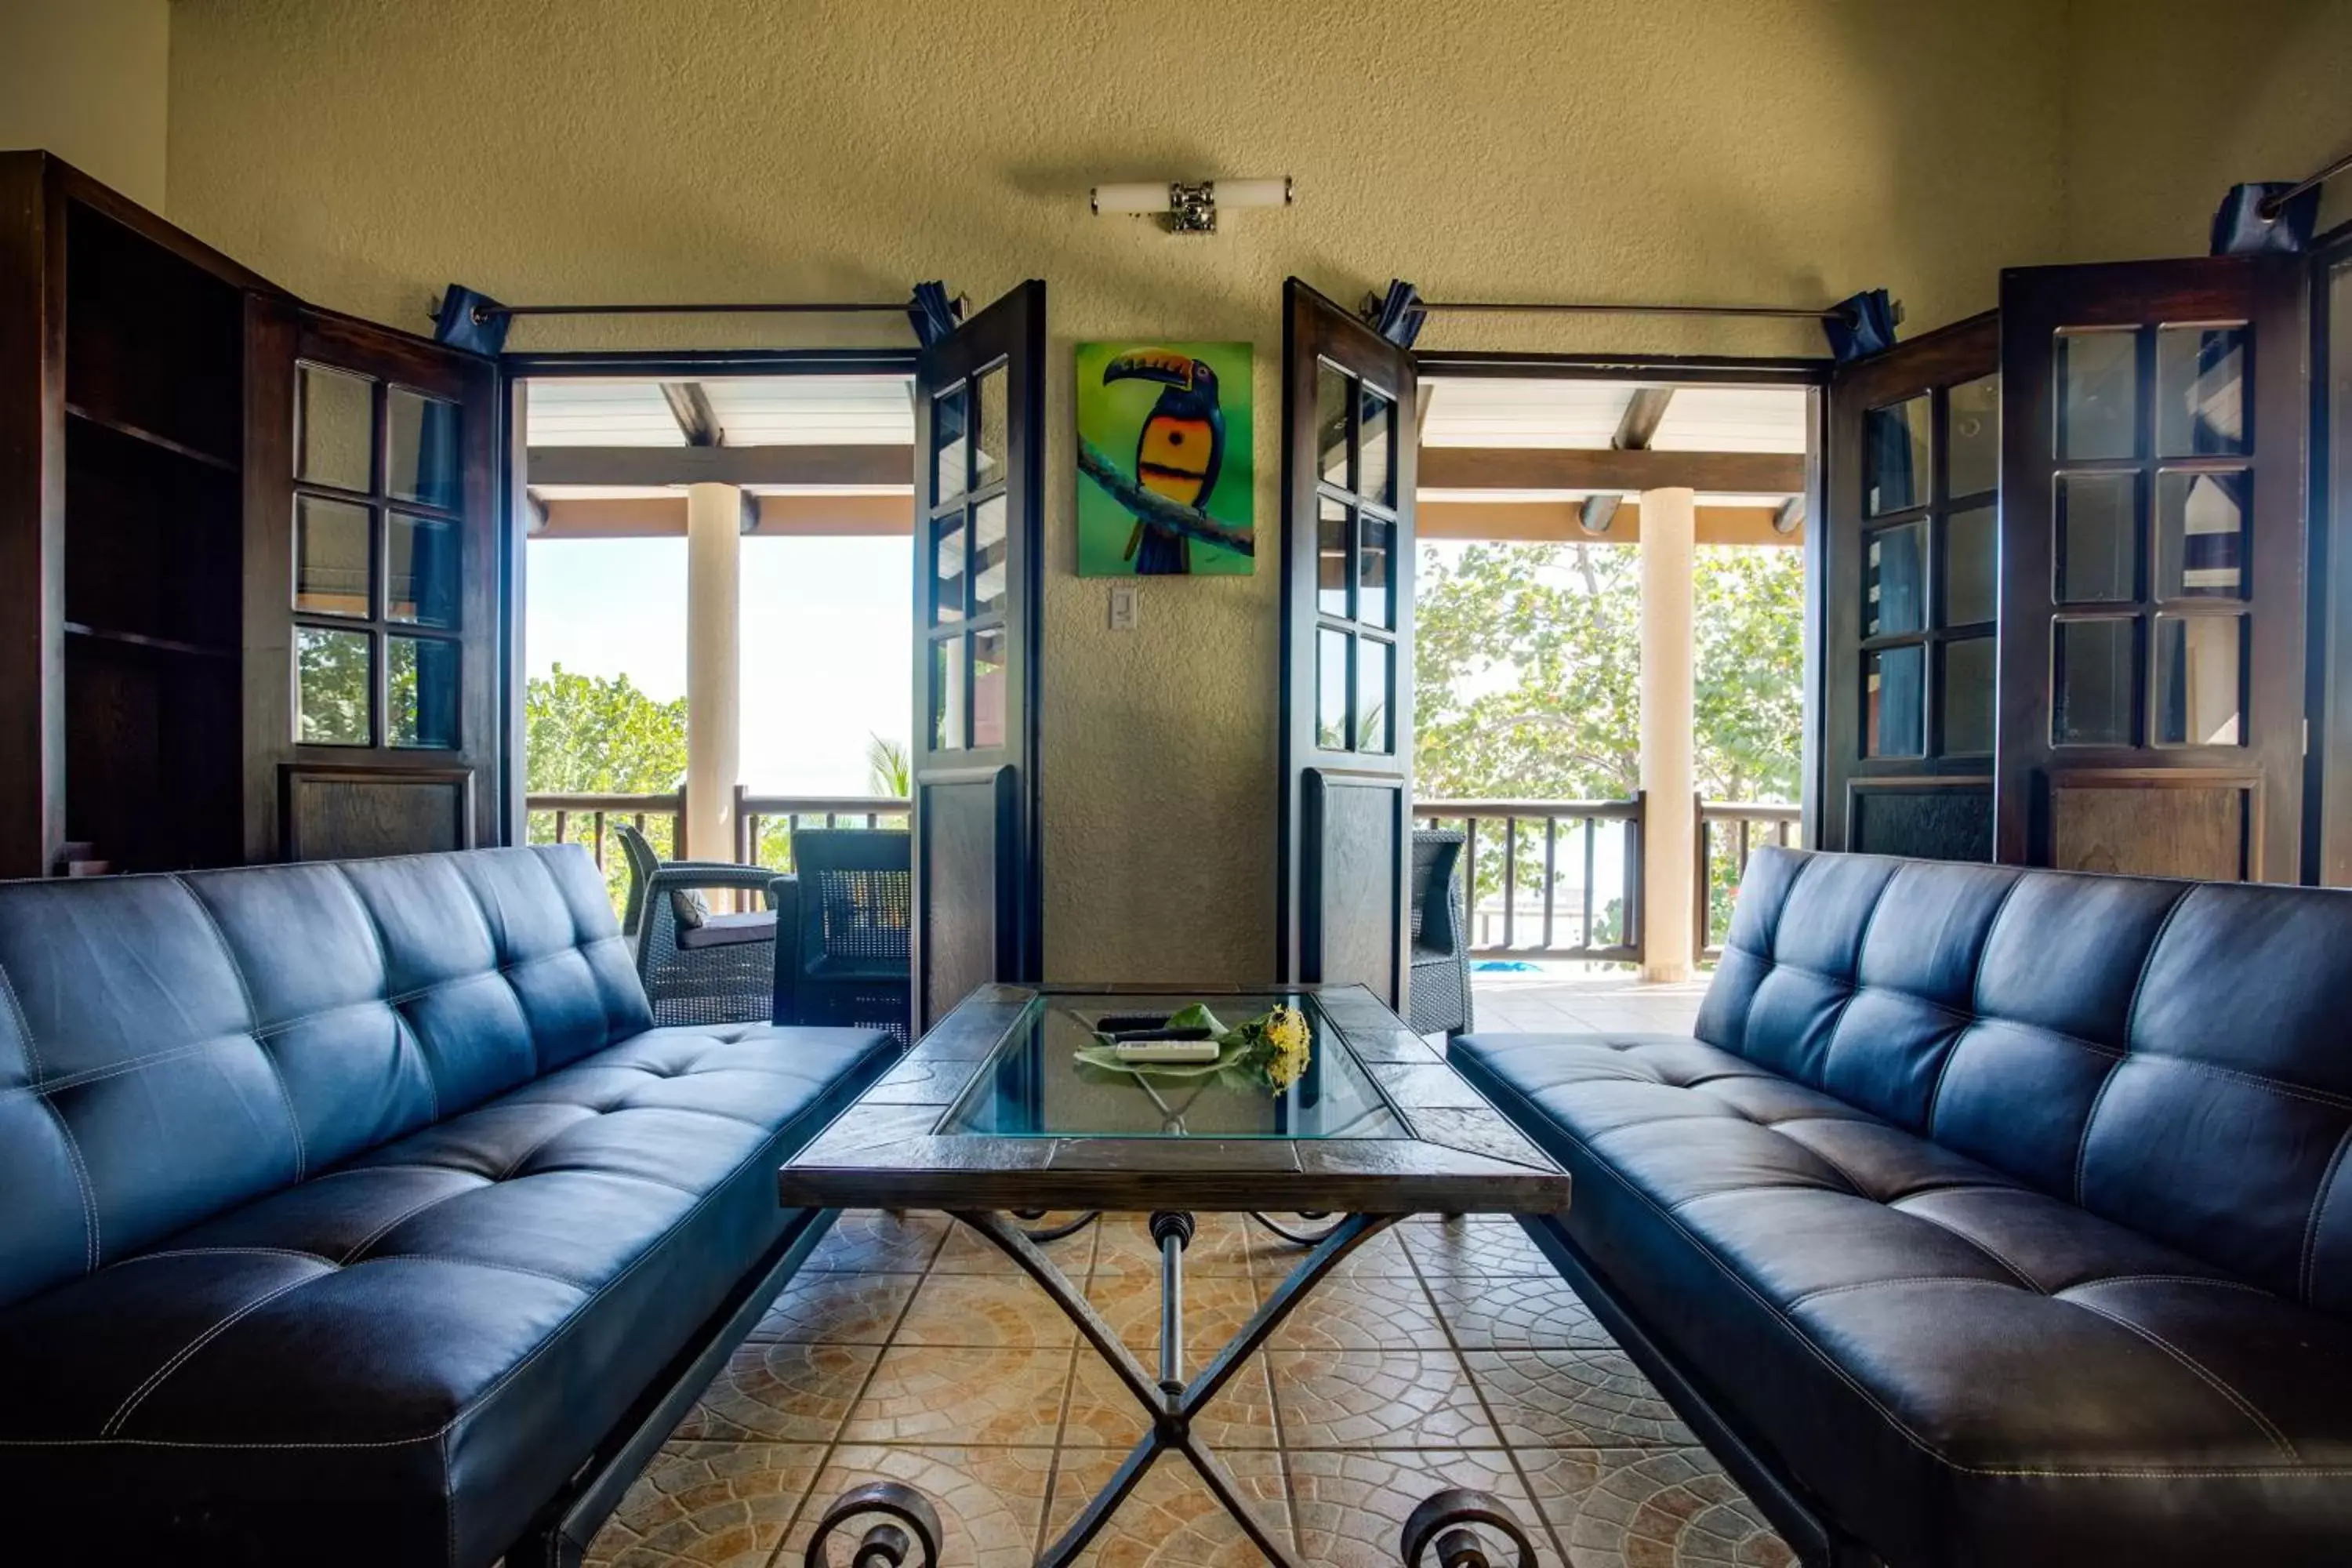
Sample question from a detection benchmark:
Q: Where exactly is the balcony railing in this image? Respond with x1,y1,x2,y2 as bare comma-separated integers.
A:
521,788,911,882
527,787,1796,971
1413,797,1646,965
733,788,909,870
1697,799,1800,960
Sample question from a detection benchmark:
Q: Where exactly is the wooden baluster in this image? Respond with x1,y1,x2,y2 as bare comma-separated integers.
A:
1542,817,1558,952
1501,817,1519,952
553,809,569,846
592,811,606,870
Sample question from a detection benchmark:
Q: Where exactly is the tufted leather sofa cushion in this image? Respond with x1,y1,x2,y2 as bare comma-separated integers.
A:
1452,848,2352,1566
0,846,898,1564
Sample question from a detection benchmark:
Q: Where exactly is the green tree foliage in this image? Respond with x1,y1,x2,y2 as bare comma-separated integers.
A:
524,666,688,794
522,666,688,908
1414,541,1803,946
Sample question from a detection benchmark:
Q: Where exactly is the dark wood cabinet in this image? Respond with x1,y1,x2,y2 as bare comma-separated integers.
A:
0,151,502,879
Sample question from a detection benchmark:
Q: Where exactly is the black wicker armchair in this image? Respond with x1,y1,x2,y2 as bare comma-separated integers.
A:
615,822,791,1027
782,828,912,1044
1408,828,1473,1037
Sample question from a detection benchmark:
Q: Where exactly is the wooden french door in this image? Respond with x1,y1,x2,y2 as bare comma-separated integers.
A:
1276,279,1418,1006
1820,312,2002,858
909,281,1045,1031
245,301,502,860
1996,256,2308,881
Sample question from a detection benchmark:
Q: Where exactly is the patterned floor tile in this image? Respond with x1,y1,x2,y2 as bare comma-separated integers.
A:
1266,1348,1497,1449
1519,1447,1798,1567
935,1213,1102,1276
1466,1348,1695,1447
1045,1446,1291,1565
677,1340,877,1443
1265,1272,1452,1352
1094,1211,1257,1277
585,1441,823,1567
1285,1448,1541,1568
1423,1269,1620,1352
804,1209,949,1272
844,1343,1074,1446
895,1271,1080,1348
1083,1269,1266,1365
746,1270,920,1345
785,1446,1056,1568
1062,1346,1279,1451
1402,1214,1555,1275
1240,1222,1420,1281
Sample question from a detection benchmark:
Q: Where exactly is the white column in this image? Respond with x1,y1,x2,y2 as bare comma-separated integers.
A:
1639,487,1697,983
684,482,742,865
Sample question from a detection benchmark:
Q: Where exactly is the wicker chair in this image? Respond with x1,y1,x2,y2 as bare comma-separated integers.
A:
615,822,788,1028
782,828,912,1044
1407,828,1474,1037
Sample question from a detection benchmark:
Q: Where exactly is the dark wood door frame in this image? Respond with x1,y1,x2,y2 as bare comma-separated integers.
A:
1996,255,2309,883
1412,349,1831,846
2309,222,2352,886
492,348,923,849
1818,311,2002,860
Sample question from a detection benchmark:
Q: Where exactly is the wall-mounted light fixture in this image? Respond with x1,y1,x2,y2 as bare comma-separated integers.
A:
1091,177,1293,234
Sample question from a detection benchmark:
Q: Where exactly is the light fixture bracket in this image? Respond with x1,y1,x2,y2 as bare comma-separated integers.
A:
1167,182,1218,234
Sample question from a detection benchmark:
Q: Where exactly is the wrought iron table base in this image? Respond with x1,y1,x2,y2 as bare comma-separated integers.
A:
965,1206,1386,1566
812,1208,1538,1566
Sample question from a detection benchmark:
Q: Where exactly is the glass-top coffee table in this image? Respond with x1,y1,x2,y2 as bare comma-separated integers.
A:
779,984,1568,1567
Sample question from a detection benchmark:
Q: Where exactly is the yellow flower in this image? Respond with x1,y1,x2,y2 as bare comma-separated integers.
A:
1262,1006,1311,1090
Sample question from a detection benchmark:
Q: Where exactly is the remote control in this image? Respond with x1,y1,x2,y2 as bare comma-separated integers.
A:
1110,1038,1221,1063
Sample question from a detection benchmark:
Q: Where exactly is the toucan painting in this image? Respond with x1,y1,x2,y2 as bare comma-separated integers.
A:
1074,341,1254,577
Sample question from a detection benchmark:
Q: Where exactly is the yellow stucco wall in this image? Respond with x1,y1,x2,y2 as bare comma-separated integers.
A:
2063,0,2352,259
158,0,2080,985
0,0,171,211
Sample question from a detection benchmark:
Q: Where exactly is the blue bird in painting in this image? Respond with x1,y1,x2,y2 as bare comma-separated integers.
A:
1103,348,1225,575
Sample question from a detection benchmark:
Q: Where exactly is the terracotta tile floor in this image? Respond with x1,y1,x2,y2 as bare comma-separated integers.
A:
590,978,1792,1565
589,1211,1797,1567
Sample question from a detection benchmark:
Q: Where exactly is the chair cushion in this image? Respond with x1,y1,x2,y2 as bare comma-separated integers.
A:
0,1021,897,1566
1454,1029,2352,1568
676,909,777,951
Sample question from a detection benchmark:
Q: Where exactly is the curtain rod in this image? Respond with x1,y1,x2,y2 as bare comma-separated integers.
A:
1406,299,1856,323
470,299,946,323
2260,149,2352,220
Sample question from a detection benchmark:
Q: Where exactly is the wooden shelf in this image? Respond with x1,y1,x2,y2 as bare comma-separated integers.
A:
64,622,239,662
64,403,239,474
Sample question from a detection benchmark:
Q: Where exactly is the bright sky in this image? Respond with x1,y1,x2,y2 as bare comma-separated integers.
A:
524,535,914,796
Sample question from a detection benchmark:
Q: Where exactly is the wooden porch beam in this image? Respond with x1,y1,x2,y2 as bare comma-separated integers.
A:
1417,445,1804,494
524,443,914,488
533,492,914,539
1418,498,1802,547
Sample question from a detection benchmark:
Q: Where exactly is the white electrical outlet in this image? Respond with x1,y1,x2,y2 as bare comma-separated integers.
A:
1108,582,1138,631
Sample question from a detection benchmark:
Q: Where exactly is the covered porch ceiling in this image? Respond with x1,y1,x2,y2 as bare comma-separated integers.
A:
521,373,1809,545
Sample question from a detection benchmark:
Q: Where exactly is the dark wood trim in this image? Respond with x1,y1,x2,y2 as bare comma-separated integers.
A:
278,761,477,860
1995,258,2307,881
1819,312,2002,855
908,281,1047,1032
2309,231,2352,885
0,153,61,877
1417,445,1803,494
524,442,913,488
1412,349,1831,385
32,151,283,296
1278,279,1418,1004
501,347,920,379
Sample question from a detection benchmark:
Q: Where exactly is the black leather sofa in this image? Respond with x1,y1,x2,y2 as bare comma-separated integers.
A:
1452,847,2352,1567
0,845,898,1566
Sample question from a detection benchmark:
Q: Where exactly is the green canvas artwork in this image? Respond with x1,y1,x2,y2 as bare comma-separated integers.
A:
1075,340,1254,576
